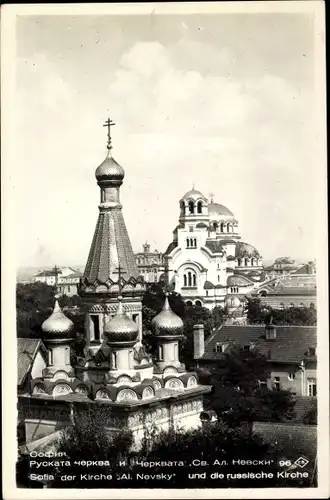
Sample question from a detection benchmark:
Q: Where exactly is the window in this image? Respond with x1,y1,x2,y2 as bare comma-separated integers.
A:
217,263,220,269
227,223,230,233
195,300,202,307
215,343,223,353
206,291,209,296
220,222,225,232
218,275,220,282
289,303,294,308
243,345,250,352
237,258,241,266
188,201,194,214
288,373,295,381
189,225,194,232
197,201,202,214
186,238,190,248
67,286,70,293
308,378,317,396
48,350,53,365
279,303,285,310
274,376,281,391
244,258,248,266
90,315,100,342
184,270,197,287
159,345,164,361
186,300,193,306
308,347,316,356
112,351,117,369
65,347,70,364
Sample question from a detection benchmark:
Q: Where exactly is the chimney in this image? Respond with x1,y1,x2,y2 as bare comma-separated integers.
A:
265,316,276,340
193,324,205,359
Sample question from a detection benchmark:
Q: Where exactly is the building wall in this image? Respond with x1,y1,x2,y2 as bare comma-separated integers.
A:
31,351,47,380
260,296,316,309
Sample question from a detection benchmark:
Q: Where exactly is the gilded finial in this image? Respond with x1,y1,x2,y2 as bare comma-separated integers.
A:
103,117,116,151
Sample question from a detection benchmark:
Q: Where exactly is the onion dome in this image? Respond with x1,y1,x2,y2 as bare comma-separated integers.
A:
104,296,138,345
41,300,74,339
151,295,184,338
95,152,125,187
208,202,235,219
180,188,207,202
235,241,260,258
225,295,241,309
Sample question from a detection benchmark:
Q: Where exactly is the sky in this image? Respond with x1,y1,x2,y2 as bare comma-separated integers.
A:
15,11,319,269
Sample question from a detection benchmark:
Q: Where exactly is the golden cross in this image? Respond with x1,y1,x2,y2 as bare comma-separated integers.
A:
103,117,116,150
209,192,215,203
113,265,127,294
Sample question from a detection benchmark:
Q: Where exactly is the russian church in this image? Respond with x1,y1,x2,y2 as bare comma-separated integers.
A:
17,120,210,452
164,189,265,311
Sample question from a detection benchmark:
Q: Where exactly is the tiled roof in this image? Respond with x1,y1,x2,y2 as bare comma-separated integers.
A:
83,208,138,283
291,396,317,423
17,338,46,387
252,422,317,465
201,325,317,363
205,240,225,254
164,241,178,255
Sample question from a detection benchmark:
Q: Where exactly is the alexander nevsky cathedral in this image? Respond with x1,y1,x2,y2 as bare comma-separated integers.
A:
164,189,265,311
18,120,210,451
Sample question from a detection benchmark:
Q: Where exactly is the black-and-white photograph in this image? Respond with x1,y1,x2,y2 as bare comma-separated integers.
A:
1,2,328,498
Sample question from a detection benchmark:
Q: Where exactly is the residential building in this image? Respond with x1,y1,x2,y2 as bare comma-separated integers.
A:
194,323,317,397
33,267,82,296
135,243,166,283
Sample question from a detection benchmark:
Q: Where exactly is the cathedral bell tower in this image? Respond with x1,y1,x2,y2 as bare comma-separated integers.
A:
79,118,145,352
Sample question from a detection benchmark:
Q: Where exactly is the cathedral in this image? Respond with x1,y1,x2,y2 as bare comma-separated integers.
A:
165,189,265,310
18,120,210,451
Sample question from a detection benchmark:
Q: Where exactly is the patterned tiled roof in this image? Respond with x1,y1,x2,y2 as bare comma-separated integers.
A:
17,338,46,387
252,422,317,464
83,207,138,283
201,325,317,363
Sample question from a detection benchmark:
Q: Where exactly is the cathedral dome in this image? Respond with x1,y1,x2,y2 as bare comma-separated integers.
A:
95,153,125,186
151,295,184,337
235,241,260,258
208,202,235,219
41,300,74,339
225,295,241,309
181,189,207,201
104,297,138,344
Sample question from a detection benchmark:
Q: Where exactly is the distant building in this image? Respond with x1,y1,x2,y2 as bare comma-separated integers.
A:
33,266,82,296
164,188,265,310
253,272,317,309
194,323,317,397
264,257,299,279
135,243,166,283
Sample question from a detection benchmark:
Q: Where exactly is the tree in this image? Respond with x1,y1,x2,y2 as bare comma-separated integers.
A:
246,297,317,326
199,346,296,426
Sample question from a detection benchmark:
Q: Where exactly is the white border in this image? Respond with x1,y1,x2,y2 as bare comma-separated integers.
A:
1,2,328,499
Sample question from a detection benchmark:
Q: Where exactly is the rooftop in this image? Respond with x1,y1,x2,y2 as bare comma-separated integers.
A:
201,325,317,364
17,338,47,387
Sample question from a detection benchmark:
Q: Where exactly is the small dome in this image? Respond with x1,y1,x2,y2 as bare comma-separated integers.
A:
225,295,241,309
151,295,184,337
104,297,138,344
181,189,207,202
41,300,74,339
235,241,260,259
95,153,125,186
208,202,235,219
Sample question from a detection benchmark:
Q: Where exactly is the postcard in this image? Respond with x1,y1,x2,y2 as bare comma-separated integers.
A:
1,2,328,499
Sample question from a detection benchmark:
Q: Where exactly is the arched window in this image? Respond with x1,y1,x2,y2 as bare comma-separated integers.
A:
184,270,197,288
213,222,217,231
195,300,202,307
220,222,225,232
227,223,230,233
197,201,202,214
194,238,197,247
180,201,185,215
186,300,193,306
244,258,248,266
237,258,241,266
188,201,194,214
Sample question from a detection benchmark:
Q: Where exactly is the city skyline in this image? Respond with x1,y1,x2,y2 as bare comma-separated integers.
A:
15,12,319,268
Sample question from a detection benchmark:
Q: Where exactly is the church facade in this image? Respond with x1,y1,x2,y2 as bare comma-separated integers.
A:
165,189,265,310
18,120,210,452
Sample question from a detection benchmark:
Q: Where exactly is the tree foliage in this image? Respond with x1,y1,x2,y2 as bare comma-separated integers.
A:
246,297,316,326
199,346,296,425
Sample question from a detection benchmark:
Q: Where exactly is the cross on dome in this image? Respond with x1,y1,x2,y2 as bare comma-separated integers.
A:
103,117,116,150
